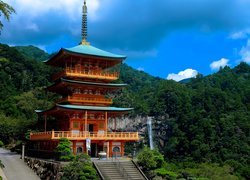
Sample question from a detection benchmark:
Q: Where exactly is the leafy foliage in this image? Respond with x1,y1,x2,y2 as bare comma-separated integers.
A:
0,140,3,147
0,0,15,31
137,147,166,179
62,154,97,180
56,138,74,161
15,46,50,62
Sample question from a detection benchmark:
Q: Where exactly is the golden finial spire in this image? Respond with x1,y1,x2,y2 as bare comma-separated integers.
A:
81,0,90,45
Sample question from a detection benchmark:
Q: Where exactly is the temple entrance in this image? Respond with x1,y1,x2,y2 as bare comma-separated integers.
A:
91,143,97,157
89,124,94,132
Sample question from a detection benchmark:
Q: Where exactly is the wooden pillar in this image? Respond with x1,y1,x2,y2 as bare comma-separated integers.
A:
106,141,109,158
85,111,88,131
44,115,47,132
114,118,117,132
105,111,108,132
121,142,125,157
109,141,113,158
73,141,76,155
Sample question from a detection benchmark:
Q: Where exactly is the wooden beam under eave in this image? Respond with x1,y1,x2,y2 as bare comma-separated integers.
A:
85,110,88,131
105,111,108,132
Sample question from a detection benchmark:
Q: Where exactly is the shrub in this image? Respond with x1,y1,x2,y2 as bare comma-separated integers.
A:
0,140,4,147
137,147,166,171
55,138,74,161
0,159,4,168
62,154,97,180
155,168,178,179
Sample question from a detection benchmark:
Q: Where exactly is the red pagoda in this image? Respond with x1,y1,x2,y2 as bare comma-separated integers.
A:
29,0,139,158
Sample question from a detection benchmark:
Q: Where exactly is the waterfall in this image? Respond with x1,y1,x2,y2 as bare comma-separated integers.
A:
147,116,154,150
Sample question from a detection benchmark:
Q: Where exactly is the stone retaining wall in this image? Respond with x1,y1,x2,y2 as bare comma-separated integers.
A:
24,157,63,180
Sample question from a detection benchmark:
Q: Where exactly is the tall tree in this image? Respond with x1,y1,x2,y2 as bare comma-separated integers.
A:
0,0,15,31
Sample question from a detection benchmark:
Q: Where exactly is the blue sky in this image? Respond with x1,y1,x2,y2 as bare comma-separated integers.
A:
1,0,250,81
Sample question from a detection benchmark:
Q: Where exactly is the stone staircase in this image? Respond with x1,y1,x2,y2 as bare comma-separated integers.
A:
94,160,147,180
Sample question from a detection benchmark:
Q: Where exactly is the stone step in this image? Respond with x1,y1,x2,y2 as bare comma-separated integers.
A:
94,160,146,180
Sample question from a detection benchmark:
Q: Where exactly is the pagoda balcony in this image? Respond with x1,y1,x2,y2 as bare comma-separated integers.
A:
57,96,113,105
52,68,119,81
30,131,139,141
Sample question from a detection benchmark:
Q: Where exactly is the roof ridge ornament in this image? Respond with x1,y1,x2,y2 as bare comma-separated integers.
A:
80,0,90,45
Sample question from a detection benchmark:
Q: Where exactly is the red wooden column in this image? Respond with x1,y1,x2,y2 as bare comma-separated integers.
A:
105,111,108,132
85,111,88,131
121,142,125,157
72,141,76,155
109,141,113,158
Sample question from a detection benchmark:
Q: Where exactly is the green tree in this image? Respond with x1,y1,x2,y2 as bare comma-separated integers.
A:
0,1,15,31
55,138,74,161
62,154,97,180
137,147,165,171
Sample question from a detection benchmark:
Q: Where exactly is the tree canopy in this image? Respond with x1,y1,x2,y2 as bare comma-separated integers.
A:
0,1,15,31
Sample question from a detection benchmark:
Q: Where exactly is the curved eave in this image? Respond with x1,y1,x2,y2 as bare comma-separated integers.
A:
35,104,133,114
47,78,127,94
63,46,126,60
61,78,127,87
44,45,126,66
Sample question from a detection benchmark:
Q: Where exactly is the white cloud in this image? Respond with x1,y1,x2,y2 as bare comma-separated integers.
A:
210,58,229,70
26,23,39,32
111,48,158,58
167,69,198,82
240,39,250,63
137,67,144,71
229,29,250,40
5,0,100,21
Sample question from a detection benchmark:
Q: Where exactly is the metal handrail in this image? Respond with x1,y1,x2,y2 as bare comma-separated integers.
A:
112,153,132,180
132,160,149,180
92,162,105,180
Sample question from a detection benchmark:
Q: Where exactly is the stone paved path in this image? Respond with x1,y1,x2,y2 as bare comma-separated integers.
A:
0,148,39,180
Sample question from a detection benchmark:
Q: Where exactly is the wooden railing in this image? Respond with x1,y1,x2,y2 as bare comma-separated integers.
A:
29,131,53,140
52,68,119,81
30,131,139,141
57,96,113,105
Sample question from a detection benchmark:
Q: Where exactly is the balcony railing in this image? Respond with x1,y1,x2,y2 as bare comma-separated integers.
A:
57,96,113,105
30,131,139,141
52,68,119,81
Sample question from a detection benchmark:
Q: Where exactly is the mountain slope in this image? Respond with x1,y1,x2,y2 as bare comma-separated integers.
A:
14,45,50,62
0,44,249,178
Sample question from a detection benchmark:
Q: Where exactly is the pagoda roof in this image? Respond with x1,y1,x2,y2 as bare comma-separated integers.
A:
47,78,127,95
61,78,127,87
44,44,126,66
35,104,133,114
63,44,126,59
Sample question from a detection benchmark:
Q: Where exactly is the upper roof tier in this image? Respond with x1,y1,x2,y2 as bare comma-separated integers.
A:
47,78,127,95
45,44,126,67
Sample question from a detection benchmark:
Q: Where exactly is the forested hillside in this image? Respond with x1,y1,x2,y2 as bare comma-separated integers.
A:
14,45,50,62
0,43,249,178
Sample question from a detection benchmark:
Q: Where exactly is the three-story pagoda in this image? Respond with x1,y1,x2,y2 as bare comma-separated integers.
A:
29,0,139,158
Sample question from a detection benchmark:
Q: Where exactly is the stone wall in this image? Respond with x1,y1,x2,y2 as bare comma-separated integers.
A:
24,157,64,180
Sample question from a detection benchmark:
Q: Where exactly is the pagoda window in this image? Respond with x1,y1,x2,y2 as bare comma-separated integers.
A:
73,113,80,119
99,122,104,128
77,147,83,154
73,88,81,94
84,89,88,94
96,90,101,95
89,90,93,95
73,122,80,128
88,114,95,119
